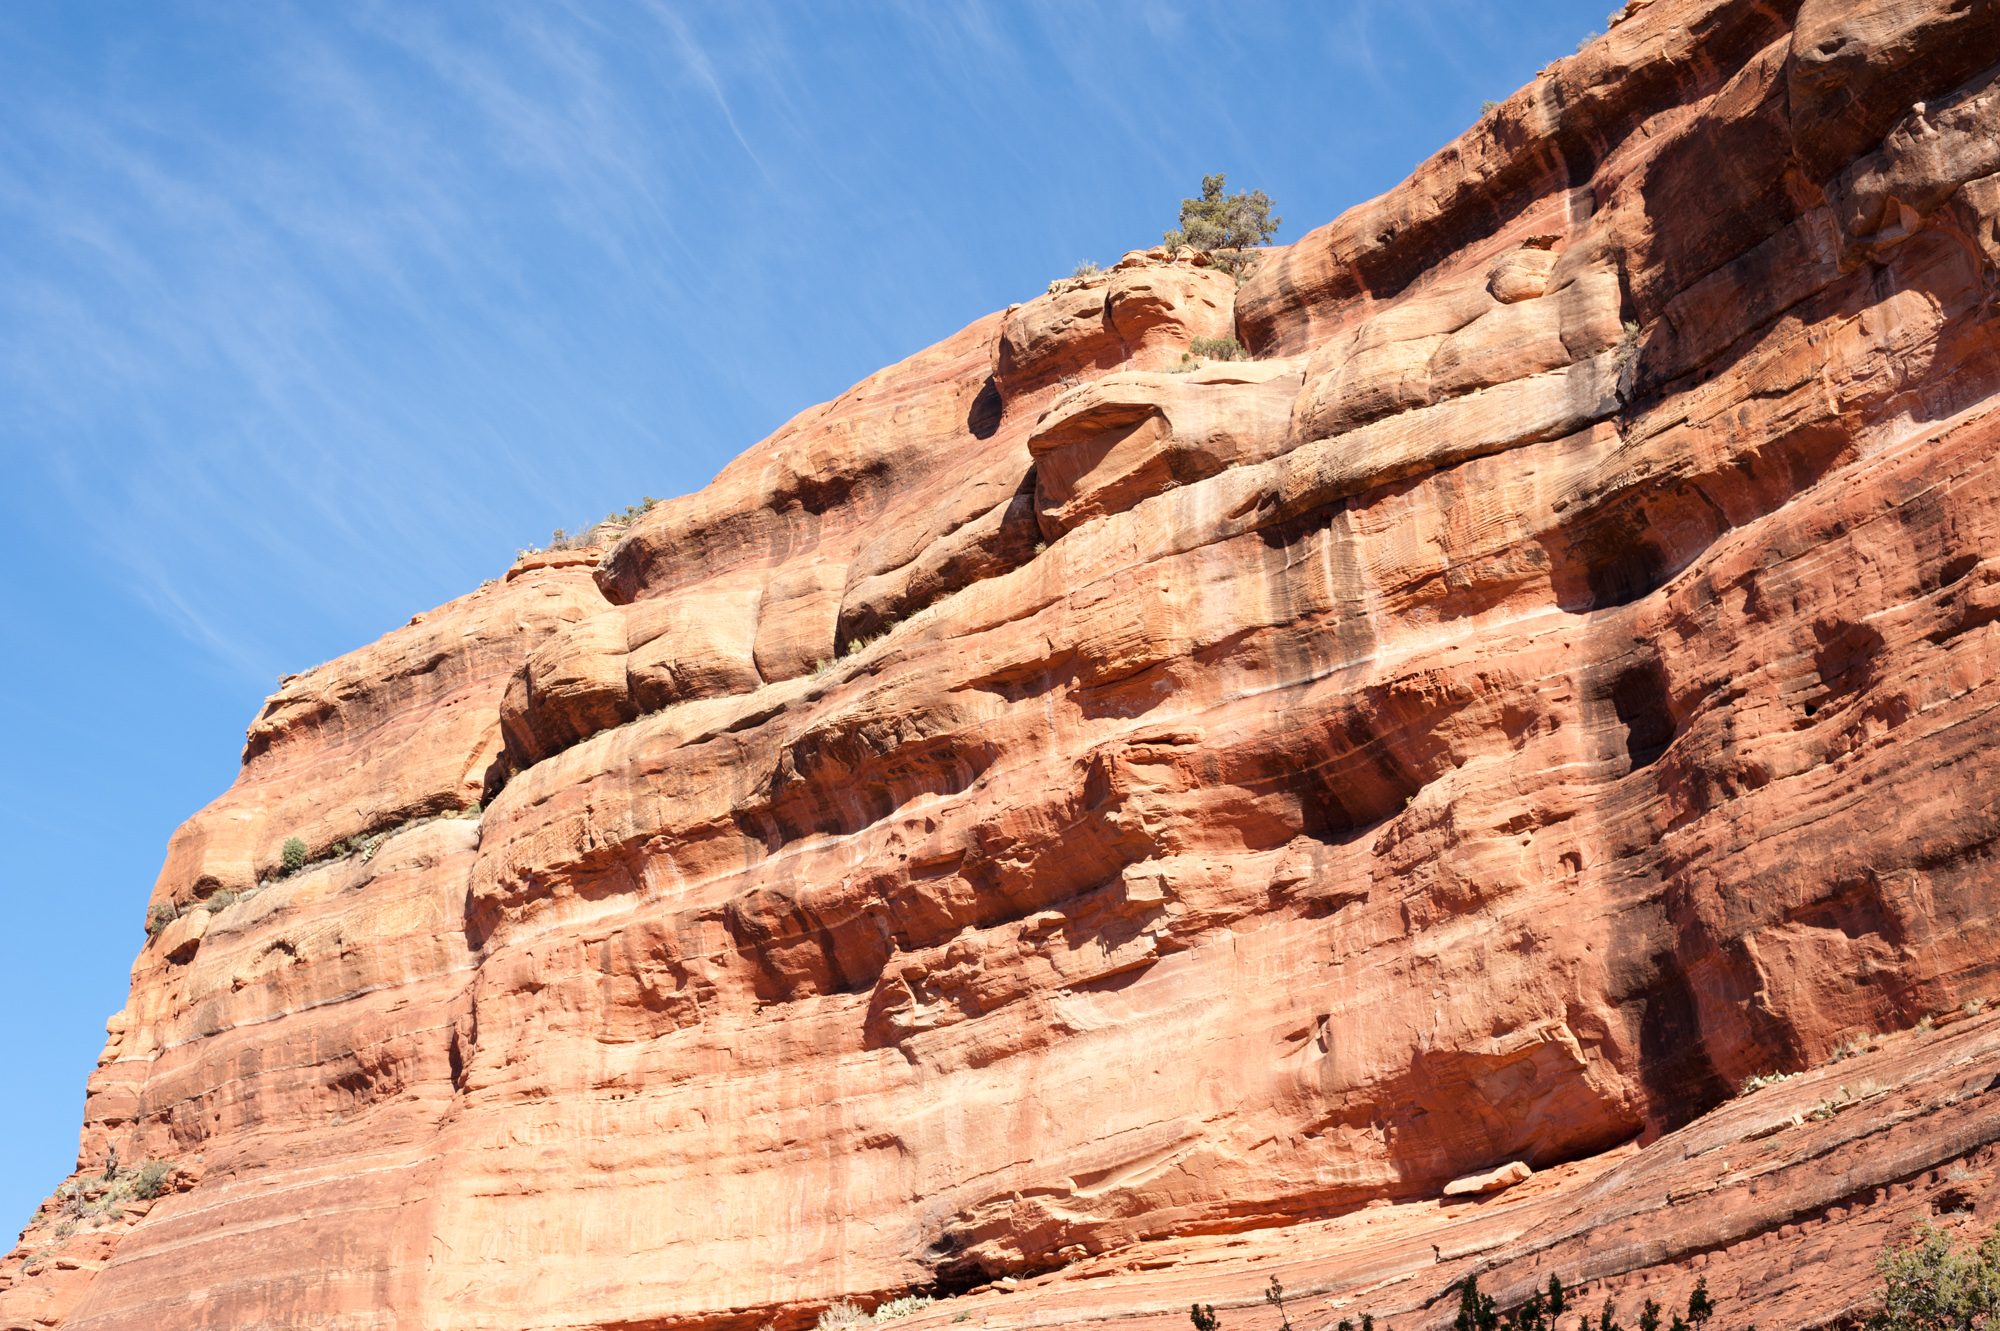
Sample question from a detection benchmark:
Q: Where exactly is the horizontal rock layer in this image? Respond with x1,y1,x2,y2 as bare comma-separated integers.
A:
8,1,2000,1328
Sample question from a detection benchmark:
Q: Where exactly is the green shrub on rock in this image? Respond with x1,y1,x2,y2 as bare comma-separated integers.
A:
1163,173,1280,278
144,903,178,937
133,1161,172,1200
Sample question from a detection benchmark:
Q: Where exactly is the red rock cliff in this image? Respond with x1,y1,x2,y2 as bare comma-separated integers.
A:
10,1,2000,1327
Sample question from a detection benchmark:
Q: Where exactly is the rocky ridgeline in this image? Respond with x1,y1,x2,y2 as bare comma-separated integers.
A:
9,1,2000,1328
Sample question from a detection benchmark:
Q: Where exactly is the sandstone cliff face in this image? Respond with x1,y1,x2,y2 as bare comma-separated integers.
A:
10,2,2000,1328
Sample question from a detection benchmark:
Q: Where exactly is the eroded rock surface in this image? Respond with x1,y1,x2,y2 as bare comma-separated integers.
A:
10,2,2000,1328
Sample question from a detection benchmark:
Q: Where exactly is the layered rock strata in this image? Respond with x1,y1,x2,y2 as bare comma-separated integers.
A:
9,0,2000,1327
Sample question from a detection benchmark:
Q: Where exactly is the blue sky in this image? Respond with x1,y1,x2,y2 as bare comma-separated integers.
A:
0,0,1607,1237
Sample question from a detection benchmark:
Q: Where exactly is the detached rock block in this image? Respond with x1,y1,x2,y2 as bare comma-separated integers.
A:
1443,1161,1532,1197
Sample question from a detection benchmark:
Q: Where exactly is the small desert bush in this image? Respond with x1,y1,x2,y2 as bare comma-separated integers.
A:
133,1161,172,1200
817,1301,869,1331
1189,335,1246,362
50,1159,178,1235
532,497,661,555
871,1295,931,1321
144,903,179,937
280,836,309,875
1831,1032,1878,1062
817,1295,932,1331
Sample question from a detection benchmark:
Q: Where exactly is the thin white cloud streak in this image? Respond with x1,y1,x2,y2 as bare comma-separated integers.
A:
0,3,753,677
352,1,703,305
1324,0,1396,108
640,1,774,184
2,0,1514,681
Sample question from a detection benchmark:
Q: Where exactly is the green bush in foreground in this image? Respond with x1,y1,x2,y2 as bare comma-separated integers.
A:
1188,1224,2000,1331
1870,1222,2000,1331
1194,1273,1715,1331
280,836,309,875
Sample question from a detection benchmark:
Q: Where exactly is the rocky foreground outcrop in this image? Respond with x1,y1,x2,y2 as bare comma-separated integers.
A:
10,1,2000,1327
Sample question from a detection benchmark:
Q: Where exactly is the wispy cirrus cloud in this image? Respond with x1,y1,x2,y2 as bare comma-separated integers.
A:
0,2,733,676
0,0,1606,688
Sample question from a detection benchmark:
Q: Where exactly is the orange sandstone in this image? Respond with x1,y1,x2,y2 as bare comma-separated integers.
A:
10,2,2000,1328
